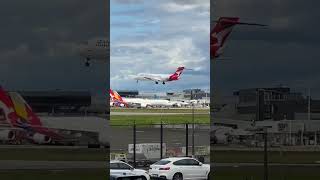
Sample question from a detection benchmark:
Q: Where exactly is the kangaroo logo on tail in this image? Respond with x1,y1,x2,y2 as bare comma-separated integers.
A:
169,67,185,81
211,17,266,59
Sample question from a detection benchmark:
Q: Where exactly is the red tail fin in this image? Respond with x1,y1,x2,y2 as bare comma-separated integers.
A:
8,92,62,139
169,67,185,81
0,87,19,126
211,17,240,58
0,87,61,139
211,17,266,59
109,89,128,107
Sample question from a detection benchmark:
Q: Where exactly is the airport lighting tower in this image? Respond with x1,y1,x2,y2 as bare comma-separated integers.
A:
192,102,195,157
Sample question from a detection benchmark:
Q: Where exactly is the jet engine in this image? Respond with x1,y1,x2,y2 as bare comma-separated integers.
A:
32,133,51,144
0,130,15,141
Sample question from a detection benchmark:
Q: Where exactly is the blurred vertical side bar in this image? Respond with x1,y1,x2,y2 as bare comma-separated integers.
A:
105,0,110,177
210,1,214,179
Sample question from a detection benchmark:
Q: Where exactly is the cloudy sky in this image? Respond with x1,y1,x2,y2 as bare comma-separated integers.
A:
110,0,210,92
211,0,320,98
0,1,108,95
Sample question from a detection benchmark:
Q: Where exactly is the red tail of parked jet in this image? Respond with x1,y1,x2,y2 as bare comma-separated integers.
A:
109,89,128,107
0,86,62,143
210,17,266,59
168,67,185,81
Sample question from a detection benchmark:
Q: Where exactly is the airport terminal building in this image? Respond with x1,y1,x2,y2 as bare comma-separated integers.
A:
18,91,91,113
233,87,320,121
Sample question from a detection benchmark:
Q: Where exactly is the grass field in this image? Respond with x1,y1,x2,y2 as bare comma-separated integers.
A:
0,169,107,180
211,150,320,164
0,148,108,161
110,108,209,125
110,114,210,126
212,166,320,180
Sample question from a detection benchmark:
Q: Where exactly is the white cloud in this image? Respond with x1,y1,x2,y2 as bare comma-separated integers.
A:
160,1,209,14
111,0,209,91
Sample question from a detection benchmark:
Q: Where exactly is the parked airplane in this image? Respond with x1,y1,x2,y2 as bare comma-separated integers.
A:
109,89,128,107
0,87,108,146
131,67,185,84
0,87,64,144
211,17,266,59
79,38,109,66
109,89,186,108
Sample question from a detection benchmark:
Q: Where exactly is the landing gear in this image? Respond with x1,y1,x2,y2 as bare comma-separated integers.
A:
155,82,158,84
162,82,165,84
85,58,90,67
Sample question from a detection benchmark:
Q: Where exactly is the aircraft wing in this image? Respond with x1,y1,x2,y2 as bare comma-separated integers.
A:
142,76,162,82
130,74,163,81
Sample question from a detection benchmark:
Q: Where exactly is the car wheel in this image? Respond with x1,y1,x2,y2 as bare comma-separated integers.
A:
172,173,183,180
141,176,147,180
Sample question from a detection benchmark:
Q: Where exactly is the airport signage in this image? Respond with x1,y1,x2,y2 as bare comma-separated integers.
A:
128,143,166,159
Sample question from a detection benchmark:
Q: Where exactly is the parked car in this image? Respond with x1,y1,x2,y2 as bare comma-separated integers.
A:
149,157,210,180
110,174,149,180
110,160,150,180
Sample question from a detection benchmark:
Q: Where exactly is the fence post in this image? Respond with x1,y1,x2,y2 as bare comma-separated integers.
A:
160,122,163,159
133,121,136,168
186,123,189,157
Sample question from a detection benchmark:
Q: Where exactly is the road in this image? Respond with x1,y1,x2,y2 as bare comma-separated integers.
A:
1,160,319,170
213,162,320,167
0,160,105,170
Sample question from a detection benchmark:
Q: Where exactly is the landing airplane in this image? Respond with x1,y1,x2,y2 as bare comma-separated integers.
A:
79,38,109,66
0,87,108,146
131,67,186,84
211,17,266,59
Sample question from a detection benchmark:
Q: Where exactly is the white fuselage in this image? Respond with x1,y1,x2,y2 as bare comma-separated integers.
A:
122,97,175,108
134,73,171,83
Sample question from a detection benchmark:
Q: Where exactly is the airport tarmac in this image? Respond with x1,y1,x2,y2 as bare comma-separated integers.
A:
111,112,209,115
109,127,210,151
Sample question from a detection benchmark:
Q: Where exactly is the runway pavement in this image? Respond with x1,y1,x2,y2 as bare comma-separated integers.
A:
111,112,209,115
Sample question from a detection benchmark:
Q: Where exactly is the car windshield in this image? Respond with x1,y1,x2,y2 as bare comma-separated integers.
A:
154,160,171,165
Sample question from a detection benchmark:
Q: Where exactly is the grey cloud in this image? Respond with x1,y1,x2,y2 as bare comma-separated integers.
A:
0,0,109,93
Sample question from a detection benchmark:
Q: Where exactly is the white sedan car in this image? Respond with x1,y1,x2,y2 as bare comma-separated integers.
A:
149,157,210,180
110,160,150,180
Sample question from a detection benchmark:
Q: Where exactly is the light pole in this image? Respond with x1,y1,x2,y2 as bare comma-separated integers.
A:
264,126,268,180
192,103,195,157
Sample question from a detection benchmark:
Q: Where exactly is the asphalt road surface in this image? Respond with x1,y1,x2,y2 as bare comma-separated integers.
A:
212,162,320,167
0,160,105,170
